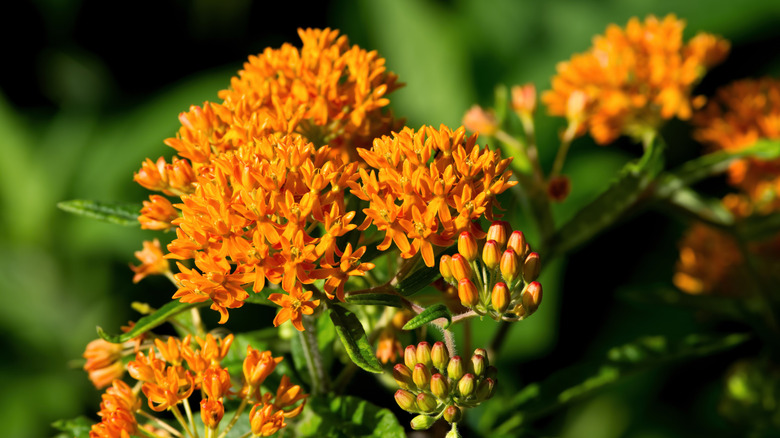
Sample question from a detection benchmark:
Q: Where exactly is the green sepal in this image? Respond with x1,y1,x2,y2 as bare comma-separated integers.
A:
329,304,383,373
57,199,141,226
96,300,202,343
403,303,452,330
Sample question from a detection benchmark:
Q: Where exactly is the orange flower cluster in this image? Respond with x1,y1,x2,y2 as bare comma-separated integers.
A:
354,125,517,267
694,78,780,213
130,239,170,283
542,14,729,144
89,333,306,436
83,322,144,389
673,222,744,295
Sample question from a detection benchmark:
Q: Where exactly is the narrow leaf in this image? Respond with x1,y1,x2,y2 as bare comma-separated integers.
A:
295,395,405,437
329,304,383,373
57,199,141,226
97,300,201,343
403,304,452,330
664,187,735,227
346,293,404,308
395,246,456,296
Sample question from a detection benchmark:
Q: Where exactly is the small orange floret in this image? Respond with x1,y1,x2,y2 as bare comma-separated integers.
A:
268,286,320,331
130,239,170,283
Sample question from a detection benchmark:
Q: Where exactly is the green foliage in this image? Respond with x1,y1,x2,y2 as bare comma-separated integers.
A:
57,199,141,227
346,293,404,308
329,304,383,374
402,304,453,330
295,395,405,437
51,416,92,438
97,300,202,343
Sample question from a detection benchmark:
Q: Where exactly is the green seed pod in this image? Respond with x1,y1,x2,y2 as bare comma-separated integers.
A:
443,405,463,424
476,377,496,400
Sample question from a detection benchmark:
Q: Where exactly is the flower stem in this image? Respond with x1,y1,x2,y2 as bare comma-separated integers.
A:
300,315,330,395
137,410,183,437
217,398,250,438
183,398,199,438
171,404,196,438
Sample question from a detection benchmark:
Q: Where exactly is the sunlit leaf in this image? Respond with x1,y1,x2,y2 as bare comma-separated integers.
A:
57,199,141,226
402,304,452,330
52,416,92,438
97,300,201,343
295,395,405,437
329,304,383,374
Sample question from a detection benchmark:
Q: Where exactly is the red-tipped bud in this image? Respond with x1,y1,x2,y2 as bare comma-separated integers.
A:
482,240,501,270
416,393,438,413
458,373,476,397
463,105,498,136
522,252,541,282
448,356,465,381
491,282,511,314
471,354,487,377
439,255,455,283
395,389,417,411
416,342,432,368
404,345,417,369
523,281,543,315
507,231,527,258
431,342,449,371
487,221,510,248
200,399,224,429
474,348,488,361
413,363,431,389
476,377,497,400
411,414,437,430
500,249,520,283
430,373,450,398
457,278,479,308
458,232,479,262
393,363,415,389
450,254,472,282
443,405,463,424
511,83,537,116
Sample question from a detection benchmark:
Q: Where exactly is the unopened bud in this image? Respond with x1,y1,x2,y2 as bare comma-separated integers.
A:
511,83,537,116
416,393,438,413
500,249,519,283
431,342,449,371
522,252,541,282
458,373,476,397
411,414,437,430
485,365,498,381
393,363,415,389
458,232,478,262
507,231,527,258
463,105,498,136
458,278,479,308
443,405,463,424
482,240,501,270
523,281,543,315
395,389,417,411
450,254,472,282
430,373,450,399
439,255,454,283
491,282,511,313
413,363,431,389
200,399,224,429
486,221,510,248
448,356,465,381
404,345,417,369
416,342,432,368
476,377,497,400
471,354,487,377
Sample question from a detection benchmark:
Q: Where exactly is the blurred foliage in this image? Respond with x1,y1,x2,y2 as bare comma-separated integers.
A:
3,0,780,437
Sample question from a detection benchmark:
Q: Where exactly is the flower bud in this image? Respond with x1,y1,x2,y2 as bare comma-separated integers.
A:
439,255,454,283
476,377,496,400
486,221,510,248
482,239,501,270
404,345,417,369
430,373,450,399
523,281,543,315
395,389,417,411
511,83,537,116
491,282,511,314
200,399,224,429
416,392,438,413
547,175,571,202
458,373,476,397
416,342,432,368
507,231,527,258
500,249,519,283
522,252,541,282
458,231,479,262
473,348,488,362
471,354,487,377
450,254,472,282
463,105,498,136
413,363,431,389
431,341,450,371
393,363,415,389
457,278,479,308
410,414,437,430
447,356,464,381
443,405,463,424
485,365,498,381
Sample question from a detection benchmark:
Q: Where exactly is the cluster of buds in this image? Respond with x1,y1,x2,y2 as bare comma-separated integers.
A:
439,220,543,321
393,342,497,431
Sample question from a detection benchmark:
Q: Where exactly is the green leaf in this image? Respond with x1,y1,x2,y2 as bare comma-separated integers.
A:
663,187,735,227
486,332,750,434
295,395,405,437
57,199,141,226
618,285,748,320
346,293,404,308
402,304,452,330
395,246,455,296
329,304,383,373
97,300,201,343
736,212,780,241
52,416,92,438
547,136,665,256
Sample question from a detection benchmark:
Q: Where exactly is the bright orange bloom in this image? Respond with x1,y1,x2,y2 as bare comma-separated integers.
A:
270,374,308,418
138,195,179,231
141,366,196,412
202,364,232,400
243,347,284,389
542,14,729,144
318,243,375,301
673,222,744,295
376,327,403,364
249,403,287,437
200,399,225,429
195,333,234,365
130,239,170,283
268,286,320,331
90,380,139,438
462,105,498,136
173,253,249,324
83,339,124,389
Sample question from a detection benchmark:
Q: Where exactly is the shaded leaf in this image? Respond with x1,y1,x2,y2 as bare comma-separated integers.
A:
395,246,456,296
346,293,404,308
97,300,201,343
618,285,748,320
57,199,141,226
736,212,780,242
403,304,452,330
329,304,383,373
52,416,92,438
663,187,735,227
295,395,405,437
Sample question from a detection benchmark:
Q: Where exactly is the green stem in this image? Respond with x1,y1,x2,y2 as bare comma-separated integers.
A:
550,122,577,179
217,398,250,438
171,405,196,438
183,398,199,438
300,316,330,395
137,411,182,437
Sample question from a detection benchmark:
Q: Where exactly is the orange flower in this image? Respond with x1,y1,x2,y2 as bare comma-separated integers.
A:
673,222,744,295
83,339,124,389
141,366,196,412
173,253,249,324
542,14,729,144
130,239,170,283
376,327,403,364
270,374,308,418
243,347,284,389
138,195,178,231
202,364,232,400
249,403,286,437
268,286,320,331
318,243,375,301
